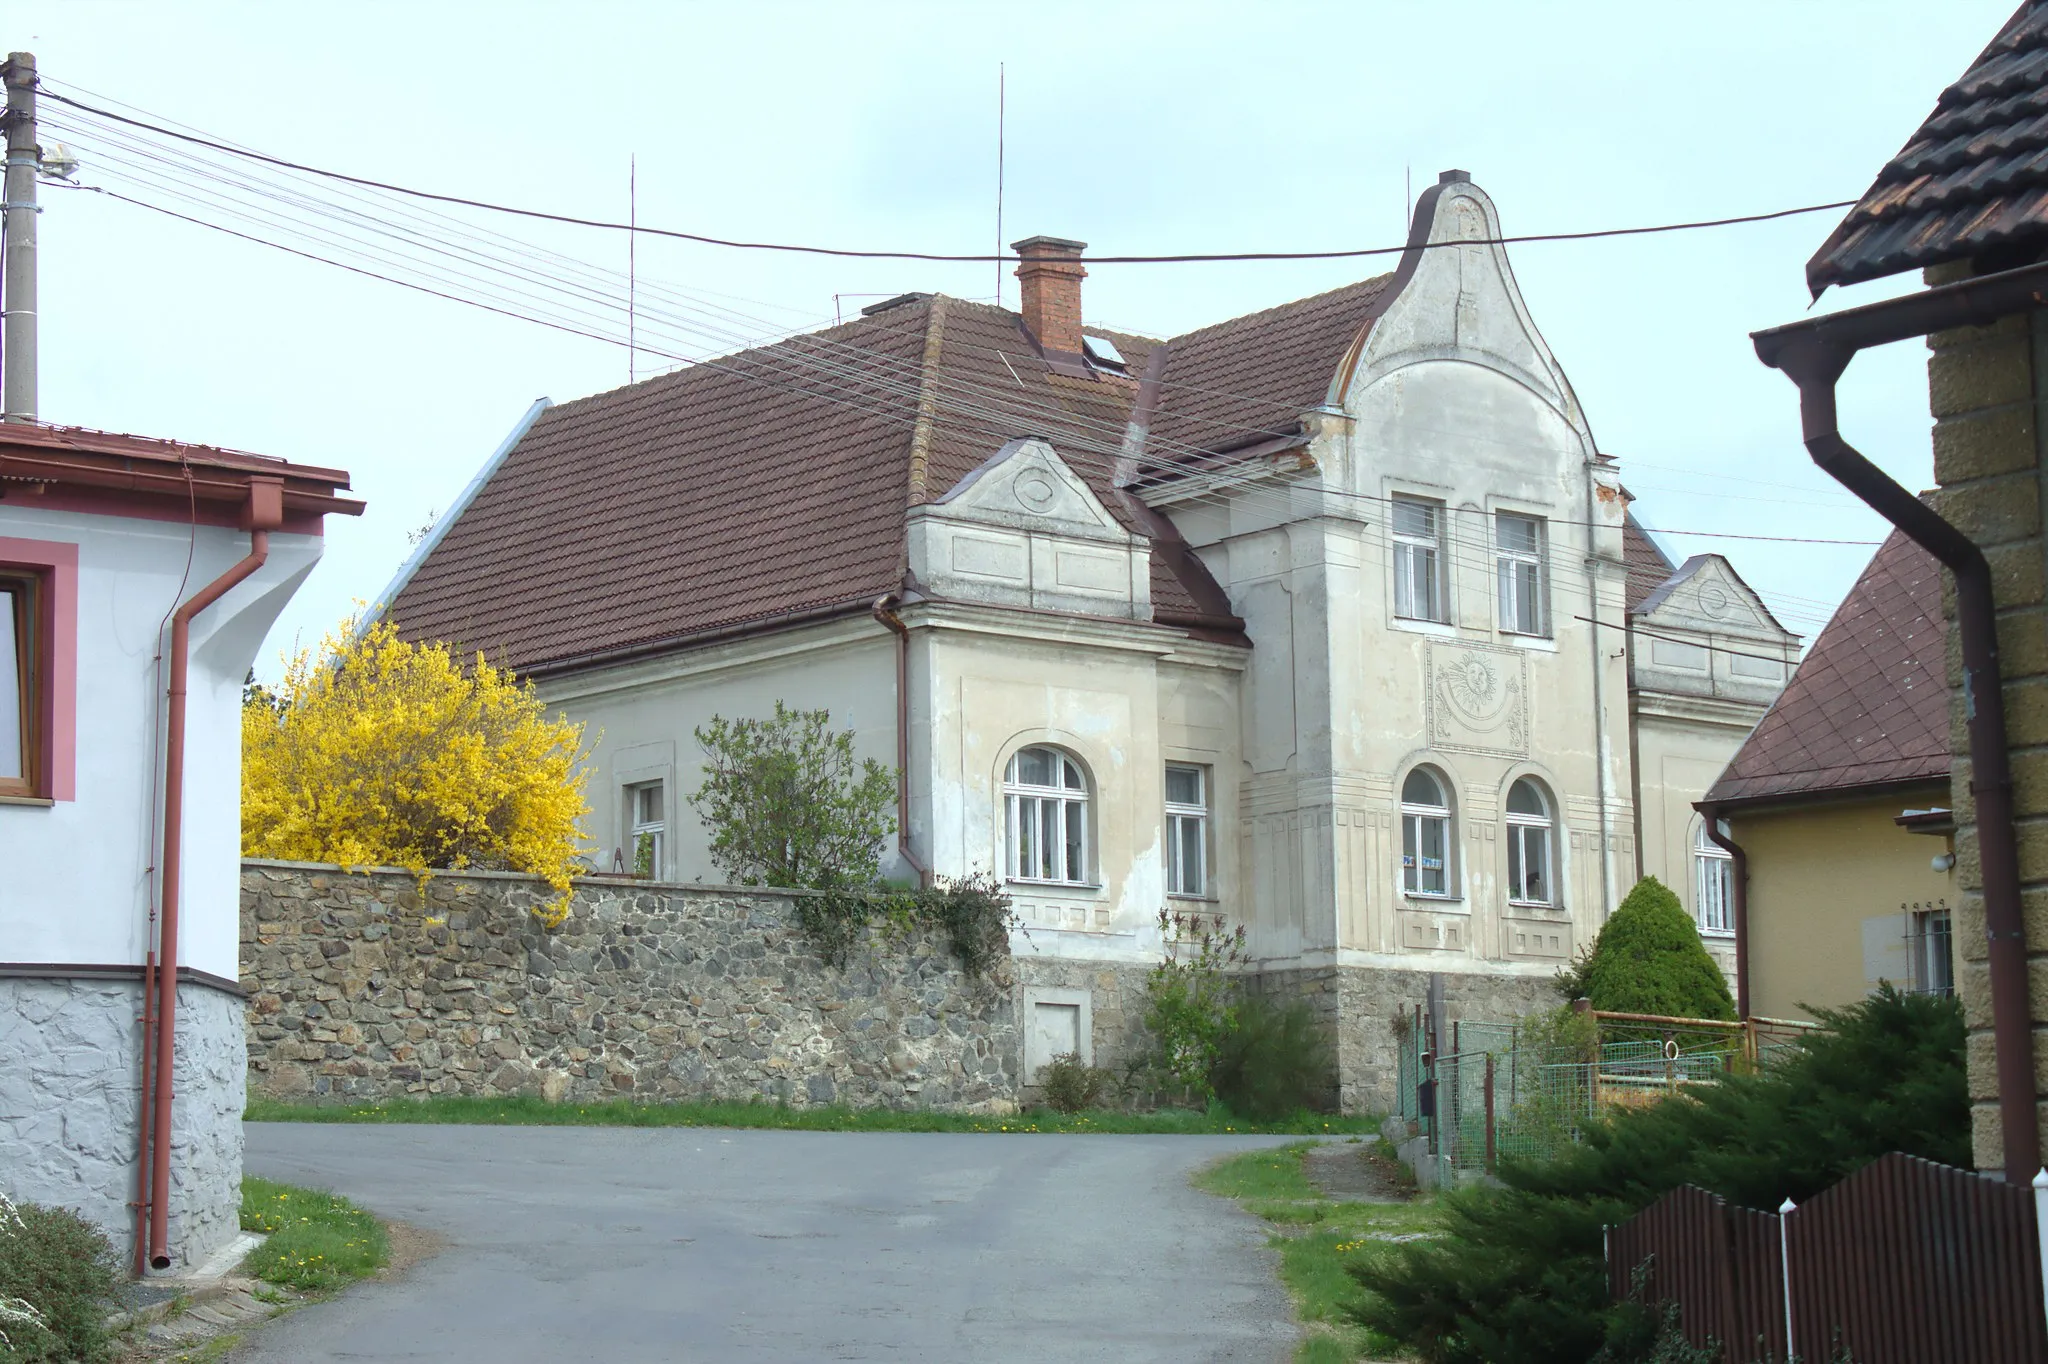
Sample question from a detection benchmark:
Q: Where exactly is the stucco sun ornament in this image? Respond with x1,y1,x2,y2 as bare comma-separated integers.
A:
1435,654,1526,748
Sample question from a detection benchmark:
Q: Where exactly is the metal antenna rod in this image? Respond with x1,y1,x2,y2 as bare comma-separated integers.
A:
3,51,37,423
628,154,637,385
987,62,995,305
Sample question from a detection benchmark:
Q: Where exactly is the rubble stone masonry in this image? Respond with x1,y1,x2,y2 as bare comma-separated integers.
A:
240,862,1022,1110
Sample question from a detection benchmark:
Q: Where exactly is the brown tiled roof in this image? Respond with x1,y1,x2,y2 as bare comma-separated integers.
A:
1142,276,1396,461
1808,2,2048,293
387,296,1238,672
1703,531,1950,806
1622,512,1677,612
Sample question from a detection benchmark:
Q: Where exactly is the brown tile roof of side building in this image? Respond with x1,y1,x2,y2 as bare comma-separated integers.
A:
1808,2,2048,293
1703,531,1950,806
1622,512,1677,612
386,295,1238,673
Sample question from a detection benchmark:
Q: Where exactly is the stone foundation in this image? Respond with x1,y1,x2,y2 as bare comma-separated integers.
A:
0,975,245,1270
240,863,1020,1111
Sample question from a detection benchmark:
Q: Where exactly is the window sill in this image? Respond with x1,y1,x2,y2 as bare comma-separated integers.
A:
1699,928,1737,940
1506,899,1562,912
1390,615,1457,637
1007,879,1103,895
1499,632,1558,652
1166,892,1216,903
0,793,53,808
1403,893,1465,908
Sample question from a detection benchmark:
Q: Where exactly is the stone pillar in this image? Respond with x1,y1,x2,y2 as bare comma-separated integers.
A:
1924,272,2048,1173
0,975,245,1270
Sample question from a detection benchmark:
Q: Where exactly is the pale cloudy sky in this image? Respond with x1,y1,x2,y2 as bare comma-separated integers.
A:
17,0,2019,670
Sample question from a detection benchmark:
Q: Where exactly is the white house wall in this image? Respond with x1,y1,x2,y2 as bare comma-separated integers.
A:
0,506,319,978
537,619,899,882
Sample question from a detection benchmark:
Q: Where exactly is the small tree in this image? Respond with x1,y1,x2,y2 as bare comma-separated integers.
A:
687,701,896,889
1559,875,1735,1021
241,617,591,922
1143,908,1249,1099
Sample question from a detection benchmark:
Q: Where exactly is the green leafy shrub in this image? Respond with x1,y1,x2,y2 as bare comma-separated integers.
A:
239,1177,389,1292
1210,993,1334,1120
1557,876,1733,1022
800,873,1020,979
0,1193,121,1364
1144,908,1248,1099
1038,1052,1113,1113
1350,986,1964,1364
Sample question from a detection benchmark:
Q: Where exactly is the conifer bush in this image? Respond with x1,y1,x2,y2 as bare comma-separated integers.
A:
1557,876,1734,1022
241,618,592,924
1349,986,1965,1364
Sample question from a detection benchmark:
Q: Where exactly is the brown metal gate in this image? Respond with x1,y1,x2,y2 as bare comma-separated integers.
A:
1608,1153,2048,1363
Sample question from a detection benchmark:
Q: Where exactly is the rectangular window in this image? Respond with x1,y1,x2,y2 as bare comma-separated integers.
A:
1392,497,1446,623
1496,512,1547,636
1507,825,1551,905
1165,764,1208,897
1402,811,1449,896
1910,908,1954,998
627,780,665,878
0,574,38,797
1006,791,1087,883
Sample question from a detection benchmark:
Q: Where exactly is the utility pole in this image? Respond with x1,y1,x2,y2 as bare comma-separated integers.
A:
2,51,36,424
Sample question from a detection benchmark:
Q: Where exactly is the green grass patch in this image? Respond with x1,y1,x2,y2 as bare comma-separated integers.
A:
1196,1142,1437,1363
245,1094,1377,1136
239,1177,389,1292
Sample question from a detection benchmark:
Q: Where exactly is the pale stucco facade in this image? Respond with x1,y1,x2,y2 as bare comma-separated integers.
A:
511,177,1784,1110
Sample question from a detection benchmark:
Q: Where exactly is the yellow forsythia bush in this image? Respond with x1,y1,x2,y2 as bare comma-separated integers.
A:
242,618,592,924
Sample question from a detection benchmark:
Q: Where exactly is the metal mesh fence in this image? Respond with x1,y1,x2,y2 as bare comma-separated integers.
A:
1396,1011,1816,1175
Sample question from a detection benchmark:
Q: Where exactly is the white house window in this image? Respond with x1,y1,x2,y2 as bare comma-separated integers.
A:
1401,766,1454,897
1392,497,1447,623
1908,907,1954,998
0,574,37,797
1496,512,1548,636
1505,777,1554,906
1694,822,1734,936
627,781,665,878
1165,764,1208,898
1005,746,1089,885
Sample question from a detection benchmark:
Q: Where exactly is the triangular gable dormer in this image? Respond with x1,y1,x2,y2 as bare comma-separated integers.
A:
908,437,1152,620
1631,554,1800,699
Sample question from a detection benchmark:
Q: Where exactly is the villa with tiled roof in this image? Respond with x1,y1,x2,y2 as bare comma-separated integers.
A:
382,173,1794,1108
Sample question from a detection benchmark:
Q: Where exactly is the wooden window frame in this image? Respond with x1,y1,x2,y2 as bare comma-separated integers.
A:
0,569,44,799
1164,763,1208,899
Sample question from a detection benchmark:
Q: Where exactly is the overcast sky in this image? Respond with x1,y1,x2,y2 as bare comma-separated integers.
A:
18,1,2017,672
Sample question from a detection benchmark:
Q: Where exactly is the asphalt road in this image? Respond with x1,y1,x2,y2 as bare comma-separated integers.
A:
236,1123,1303,1363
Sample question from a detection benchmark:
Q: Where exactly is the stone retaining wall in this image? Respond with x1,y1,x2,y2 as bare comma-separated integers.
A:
240,862,1020,1110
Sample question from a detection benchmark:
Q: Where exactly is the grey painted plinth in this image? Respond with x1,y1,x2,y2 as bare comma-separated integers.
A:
0,977,245,1269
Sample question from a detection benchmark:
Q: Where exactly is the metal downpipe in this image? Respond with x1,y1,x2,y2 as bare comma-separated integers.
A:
871,595,930,888
1757,305,2039,1181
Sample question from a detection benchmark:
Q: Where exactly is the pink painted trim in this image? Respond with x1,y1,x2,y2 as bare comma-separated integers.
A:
0,537,79,802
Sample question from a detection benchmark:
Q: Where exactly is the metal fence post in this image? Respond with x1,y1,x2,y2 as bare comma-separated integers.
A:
1484,1052,1497,1172
1778,1197,1796,1361
2034,1168,2048,1350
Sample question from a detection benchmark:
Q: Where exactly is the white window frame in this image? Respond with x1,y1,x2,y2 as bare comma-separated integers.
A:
1164,763,1208,898
1401,767,1455,898
1496,512,1548,637
1004,746,1091,886
1909,907,1954,998
1504,778,1554,907
1693,823,1734,937
627,780,666,879
1392,496,1448,624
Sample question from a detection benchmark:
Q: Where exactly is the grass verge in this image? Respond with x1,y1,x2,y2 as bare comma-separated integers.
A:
245,1094,1379,1136
238,1178,389,1292
1197,1142,1436,1363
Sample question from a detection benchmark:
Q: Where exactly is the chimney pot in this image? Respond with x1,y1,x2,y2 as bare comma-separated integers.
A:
1012,235,1089,356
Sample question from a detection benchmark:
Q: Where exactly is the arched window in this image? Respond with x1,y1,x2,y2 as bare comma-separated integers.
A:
1004,746,1089,884
1505,777,1554,906
1401,766,1454,896
1694,822,1733,935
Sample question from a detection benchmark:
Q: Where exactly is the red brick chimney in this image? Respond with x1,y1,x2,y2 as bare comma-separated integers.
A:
1013,236,1088,355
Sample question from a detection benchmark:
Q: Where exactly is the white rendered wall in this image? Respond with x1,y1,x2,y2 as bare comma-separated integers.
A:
0,505,320,978
537,620,900,883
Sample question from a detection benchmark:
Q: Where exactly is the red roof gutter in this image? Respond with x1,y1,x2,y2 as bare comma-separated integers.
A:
1753,257,2048,1183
